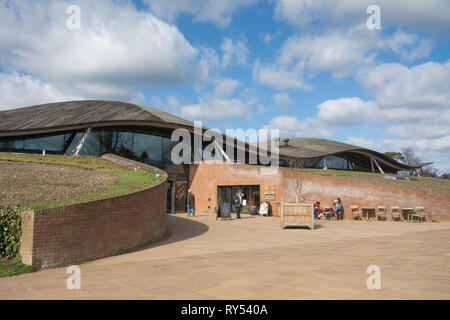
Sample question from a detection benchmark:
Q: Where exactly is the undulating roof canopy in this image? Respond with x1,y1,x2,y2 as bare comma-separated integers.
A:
0,100,193,136
0,100,430,171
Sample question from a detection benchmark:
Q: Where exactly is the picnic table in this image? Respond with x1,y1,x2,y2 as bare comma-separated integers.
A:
320,206,333,220
361,207,376,221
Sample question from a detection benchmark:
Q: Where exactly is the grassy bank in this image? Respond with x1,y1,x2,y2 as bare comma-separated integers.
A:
0,153,161,210
0,255,33,278
290,168,450,195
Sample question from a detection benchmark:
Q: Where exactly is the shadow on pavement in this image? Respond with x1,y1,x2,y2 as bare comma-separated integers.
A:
125,214,210,254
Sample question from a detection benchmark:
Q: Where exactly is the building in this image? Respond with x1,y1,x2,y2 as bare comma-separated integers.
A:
0,100,431,215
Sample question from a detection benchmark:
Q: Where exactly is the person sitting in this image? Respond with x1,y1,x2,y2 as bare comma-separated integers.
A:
313,201,320,218
332,198,343,220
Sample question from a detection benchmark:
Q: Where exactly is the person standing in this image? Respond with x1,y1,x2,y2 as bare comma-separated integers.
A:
187,189,195,217
233,189,243,219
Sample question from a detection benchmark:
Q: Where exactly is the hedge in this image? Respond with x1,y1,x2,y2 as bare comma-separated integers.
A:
0,206,22,258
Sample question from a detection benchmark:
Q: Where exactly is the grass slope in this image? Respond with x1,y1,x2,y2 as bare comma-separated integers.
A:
291,168,450,195
0,153,160,210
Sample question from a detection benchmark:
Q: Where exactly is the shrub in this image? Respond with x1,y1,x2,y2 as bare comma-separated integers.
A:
0,206,22,258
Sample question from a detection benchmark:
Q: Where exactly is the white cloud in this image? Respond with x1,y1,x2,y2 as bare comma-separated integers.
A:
252,59,310,90
214,78,240,98
345,137,383,151
0,0,202,101
145,0,258,28
179,98,251,123
263,116,333,139
271,92,293,111
385,30,432,63
258,30,282,43
358,60,450,109
0,72,81,110
221,38,249,68
173,78,252,123
277,26,380,78
317,97,379,125
274,0,450,35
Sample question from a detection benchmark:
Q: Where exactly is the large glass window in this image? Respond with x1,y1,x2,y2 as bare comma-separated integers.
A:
0,133,75,154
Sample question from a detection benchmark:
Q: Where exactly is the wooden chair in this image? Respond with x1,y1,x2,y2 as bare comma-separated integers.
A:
411,206,426,223
391,206,401,221
376,206,387,221
350,205,361,220
429,211,440,223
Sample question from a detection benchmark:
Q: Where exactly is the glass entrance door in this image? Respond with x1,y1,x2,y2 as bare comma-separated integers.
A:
217,185,260,213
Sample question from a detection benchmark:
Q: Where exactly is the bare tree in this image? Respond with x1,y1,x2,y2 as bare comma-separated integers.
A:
288,178,303,203
401,147,421,165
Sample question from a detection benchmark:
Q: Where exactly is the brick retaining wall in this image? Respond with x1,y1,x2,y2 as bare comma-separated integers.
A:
20,159,167,269
189,162,449,221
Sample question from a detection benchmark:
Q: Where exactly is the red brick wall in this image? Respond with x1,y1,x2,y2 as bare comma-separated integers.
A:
20,176,167,269
189,162,282,213
189,162,449,221
281,170,450,221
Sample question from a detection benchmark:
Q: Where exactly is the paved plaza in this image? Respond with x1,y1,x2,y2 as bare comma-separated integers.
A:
1,214,449,299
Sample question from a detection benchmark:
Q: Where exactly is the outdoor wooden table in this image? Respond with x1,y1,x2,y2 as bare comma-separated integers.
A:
402,208,414,222
321,206,333,220
361,207,376,221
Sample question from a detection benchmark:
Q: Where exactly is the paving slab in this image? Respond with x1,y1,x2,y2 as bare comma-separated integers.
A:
0,213,449,299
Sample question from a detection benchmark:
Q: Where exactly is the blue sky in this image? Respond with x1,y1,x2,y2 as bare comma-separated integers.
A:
0,0,449,172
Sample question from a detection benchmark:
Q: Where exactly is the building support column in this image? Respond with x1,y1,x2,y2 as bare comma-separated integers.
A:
372,158,385,174
71,128,92,156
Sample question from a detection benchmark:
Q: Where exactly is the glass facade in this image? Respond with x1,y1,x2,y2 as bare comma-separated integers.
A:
0,128,180,169
77,129,179,169
0,133,77,154
0,127,390,173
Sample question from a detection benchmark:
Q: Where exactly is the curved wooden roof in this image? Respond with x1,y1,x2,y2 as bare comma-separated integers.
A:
0,100,431,170
0,100,193,136
276,138,430,170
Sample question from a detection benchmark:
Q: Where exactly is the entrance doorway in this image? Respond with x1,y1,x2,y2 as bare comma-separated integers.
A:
217,185,260,213
167,180,175,214
167,181,189,213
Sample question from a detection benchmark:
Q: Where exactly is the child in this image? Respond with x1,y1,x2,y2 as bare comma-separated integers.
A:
313,201,320,219
332,198,343,220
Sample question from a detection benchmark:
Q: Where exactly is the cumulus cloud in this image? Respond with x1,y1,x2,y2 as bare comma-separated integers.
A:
252,59,310,90
0,0,205,102
263,116,333,139
274,0,450,35
358,60,450,110
0,72,81,110
172,79,252,123
145,0,258,27
271,92,293,111
214,78,240,98
221,38,249,68
178,98,252,123
253,25,430,90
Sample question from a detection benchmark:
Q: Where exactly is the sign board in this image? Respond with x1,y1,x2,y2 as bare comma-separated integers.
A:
220,203,231,219
263,187,276,201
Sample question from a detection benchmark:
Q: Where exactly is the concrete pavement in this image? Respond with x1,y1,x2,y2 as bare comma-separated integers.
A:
1,213,449,299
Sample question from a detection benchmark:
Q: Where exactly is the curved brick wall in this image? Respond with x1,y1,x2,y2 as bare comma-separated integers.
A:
20,160,167,269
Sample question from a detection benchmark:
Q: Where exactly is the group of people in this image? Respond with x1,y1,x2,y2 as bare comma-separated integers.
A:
314,198,343,220
189,188,343,220
186,189,244,219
